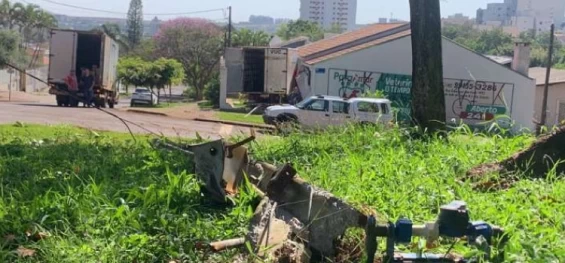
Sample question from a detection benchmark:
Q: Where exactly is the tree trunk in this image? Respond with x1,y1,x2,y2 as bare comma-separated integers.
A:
409,0,446,133
157,88,160,104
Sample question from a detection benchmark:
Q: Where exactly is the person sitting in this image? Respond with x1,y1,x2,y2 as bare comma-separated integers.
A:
81,68,95,107
64,70,78,106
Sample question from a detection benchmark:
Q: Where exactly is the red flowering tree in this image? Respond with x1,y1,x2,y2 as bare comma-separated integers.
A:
154,18,224,100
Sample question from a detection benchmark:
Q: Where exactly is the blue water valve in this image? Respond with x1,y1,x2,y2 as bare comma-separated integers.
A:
395,217,413,243
468,221,493,244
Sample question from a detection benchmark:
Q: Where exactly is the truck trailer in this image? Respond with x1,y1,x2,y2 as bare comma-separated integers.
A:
223,47,299,106
48,29,119,108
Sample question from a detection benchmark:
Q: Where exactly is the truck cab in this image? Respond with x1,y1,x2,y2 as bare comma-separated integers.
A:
263,95,393,129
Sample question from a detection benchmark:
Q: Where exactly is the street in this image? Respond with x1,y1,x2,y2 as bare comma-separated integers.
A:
0,102,253,139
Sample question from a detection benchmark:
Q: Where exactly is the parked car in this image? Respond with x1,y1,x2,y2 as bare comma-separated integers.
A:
130,88,157,107
263,95,393,129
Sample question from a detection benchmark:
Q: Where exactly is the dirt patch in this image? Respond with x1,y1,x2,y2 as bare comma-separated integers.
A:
466,125,565,190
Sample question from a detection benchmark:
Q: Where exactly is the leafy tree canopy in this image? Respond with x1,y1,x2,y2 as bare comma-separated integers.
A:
443,24,565,68
276,20,324,41
153,18,224,100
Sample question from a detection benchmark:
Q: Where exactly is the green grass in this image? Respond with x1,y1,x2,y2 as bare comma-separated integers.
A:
217,112,265,125
0,123,563,262
0,124,255,262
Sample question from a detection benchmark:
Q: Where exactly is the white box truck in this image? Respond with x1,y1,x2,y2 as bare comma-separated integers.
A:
48,29,119,108
223,47,299,106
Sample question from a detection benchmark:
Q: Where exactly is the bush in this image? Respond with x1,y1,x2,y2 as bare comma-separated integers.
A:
204,77,220,107
183,87,198,100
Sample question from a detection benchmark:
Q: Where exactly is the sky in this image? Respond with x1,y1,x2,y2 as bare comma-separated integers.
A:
17,0,503,23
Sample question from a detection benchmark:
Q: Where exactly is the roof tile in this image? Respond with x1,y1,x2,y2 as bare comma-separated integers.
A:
297,23,408,59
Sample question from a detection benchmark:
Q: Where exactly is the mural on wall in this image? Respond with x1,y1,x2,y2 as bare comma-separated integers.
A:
329,69,379,98
375,73,413,121
443,79,514,124
326,69,515,125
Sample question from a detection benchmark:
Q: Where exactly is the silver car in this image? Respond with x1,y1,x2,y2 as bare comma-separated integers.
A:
130,88,157,107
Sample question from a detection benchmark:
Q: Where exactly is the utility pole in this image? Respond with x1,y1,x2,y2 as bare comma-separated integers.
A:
539,23,555,135
228,6,232,48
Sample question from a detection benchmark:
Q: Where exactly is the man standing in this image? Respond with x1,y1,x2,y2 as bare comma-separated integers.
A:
81,68,95,107
64,70,78,106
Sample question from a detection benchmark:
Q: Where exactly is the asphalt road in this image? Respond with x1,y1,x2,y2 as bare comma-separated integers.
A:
0,102,252,139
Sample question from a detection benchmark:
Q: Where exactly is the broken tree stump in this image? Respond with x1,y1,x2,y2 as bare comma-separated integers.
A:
467,126,565,188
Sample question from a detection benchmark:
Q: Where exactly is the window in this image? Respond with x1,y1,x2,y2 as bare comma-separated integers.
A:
304,99,328,112
357,102,380,113
332,101,349,114
380,104,389,114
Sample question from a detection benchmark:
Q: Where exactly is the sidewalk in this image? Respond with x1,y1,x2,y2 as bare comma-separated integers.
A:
0,89,54,103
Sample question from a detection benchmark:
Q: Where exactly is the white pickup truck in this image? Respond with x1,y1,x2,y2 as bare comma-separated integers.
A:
263,95,393,129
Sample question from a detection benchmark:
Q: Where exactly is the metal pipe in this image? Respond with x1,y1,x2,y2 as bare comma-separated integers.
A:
210,237,246,252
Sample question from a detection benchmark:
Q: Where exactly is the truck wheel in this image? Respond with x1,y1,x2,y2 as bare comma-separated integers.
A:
108,100,115,109
56,95,64,106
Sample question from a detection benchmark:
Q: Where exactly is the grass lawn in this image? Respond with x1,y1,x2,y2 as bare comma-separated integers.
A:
0,124,255,262
0,123,563,262
217,112,265,125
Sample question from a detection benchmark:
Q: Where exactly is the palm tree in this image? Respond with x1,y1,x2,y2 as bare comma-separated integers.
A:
0,0,21,30
232,28,271,47
1,2,55,42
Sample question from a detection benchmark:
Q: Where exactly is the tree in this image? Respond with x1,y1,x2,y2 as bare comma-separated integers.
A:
154,18,224,100
117,57,184,102
0,0,20,30
117,57,148,92
126,0,143,48
232,28,271,47
0,29,25,68
409,0,446,133
0,1,56,43
94,23,130,52
326,23,344,34
152,57,184,98
126,39,157,60
276,20,324,41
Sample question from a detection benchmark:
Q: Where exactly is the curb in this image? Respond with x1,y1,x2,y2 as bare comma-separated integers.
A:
194,118,274,130
127,109,167,116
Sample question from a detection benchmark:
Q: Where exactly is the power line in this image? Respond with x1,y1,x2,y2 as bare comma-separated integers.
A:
28,0,225,16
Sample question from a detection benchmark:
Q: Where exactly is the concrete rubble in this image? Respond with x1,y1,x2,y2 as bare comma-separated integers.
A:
154,135,367,262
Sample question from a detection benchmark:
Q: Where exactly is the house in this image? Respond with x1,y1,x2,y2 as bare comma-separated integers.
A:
530,67,565,127
293,23,537,131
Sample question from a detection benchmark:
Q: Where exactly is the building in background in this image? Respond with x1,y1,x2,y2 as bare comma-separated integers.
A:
477,0,565,34
233,16,292,34
442,13,473,26
299,0,357,31
53,14,161,37
530,67,565,127
293,23,536,131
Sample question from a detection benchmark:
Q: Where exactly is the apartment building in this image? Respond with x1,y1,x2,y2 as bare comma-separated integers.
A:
477,0,565,33
299,0,357,31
